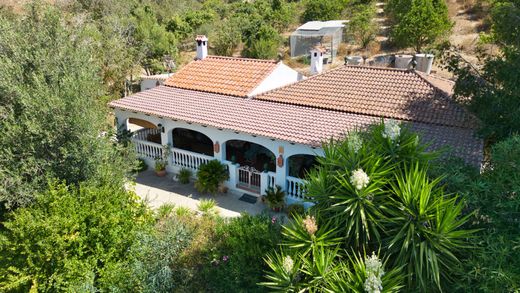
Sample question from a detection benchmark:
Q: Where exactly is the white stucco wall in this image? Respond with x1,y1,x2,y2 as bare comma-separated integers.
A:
114,109,323,199
248,63,304,97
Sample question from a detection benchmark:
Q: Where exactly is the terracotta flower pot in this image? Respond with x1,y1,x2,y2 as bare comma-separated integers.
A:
155,169,166,177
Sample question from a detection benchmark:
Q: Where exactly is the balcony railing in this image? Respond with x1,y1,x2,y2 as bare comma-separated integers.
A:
171,148,213,171
286,176,306,200
132,139,163,160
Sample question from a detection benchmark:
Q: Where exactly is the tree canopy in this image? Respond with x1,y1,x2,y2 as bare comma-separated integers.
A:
388,0,452,52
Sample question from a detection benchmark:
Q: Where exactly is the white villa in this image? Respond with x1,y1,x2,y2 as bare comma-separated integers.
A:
109,36,482,206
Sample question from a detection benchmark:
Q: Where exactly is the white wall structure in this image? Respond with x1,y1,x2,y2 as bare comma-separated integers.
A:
249,63,304,97
195,35,208,60
415,54,434,74
140,73,173,91
310,47,325,75
114,109,322,207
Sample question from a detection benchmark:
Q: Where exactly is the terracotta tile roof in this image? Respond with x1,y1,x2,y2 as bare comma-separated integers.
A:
164,56,279,97
109,86,483,165
255,66,475,128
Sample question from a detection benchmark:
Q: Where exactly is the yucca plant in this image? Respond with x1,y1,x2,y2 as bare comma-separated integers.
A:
156,203,175,219
281,213,341,257
326,251,404,293
197,198,219,216
386,163,475,291
261,251,304,292
309,135,395,250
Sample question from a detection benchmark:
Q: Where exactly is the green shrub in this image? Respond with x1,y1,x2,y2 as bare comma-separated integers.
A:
175,206,193,217
443,135,520,292
195,160,229,194
134,158,148,173
0,181,152,291
156,203,175,219
200,213,282,292
177,168,192,184
197,199,219,216
129,216,195,293
286,204,305,219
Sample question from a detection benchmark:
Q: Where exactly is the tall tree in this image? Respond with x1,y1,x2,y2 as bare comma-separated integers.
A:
389,0,452,52
0,5,132,209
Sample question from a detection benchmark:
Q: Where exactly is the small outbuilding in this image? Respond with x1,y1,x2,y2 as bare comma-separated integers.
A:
290,20,347,62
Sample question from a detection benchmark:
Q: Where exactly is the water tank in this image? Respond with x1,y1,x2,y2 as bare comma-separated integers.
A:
415,54,434,74
345,56,364,65
395,54,413,69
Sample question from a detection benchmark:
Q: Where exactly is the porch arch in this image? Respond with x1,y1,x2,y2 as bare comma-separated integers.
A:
172,128,214,156
127,117,161,144
225,140,276,172
287,154,318,178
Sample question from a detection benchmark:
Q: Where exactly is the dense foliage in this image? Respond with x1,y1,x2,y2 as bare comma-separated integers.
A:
0,182,151,291
431,136,520,292
262,121,474,292
0,5,133,210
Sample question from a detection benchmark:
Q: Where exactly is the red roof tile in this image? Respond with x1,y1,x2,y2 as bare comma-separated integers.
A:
255,66,474,128
109,86,482,165
164,56,278,97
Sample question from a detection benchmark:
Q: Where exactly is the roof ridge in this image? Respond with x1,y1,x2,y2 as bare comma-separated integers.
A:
206,55,277,63
253,65,412,99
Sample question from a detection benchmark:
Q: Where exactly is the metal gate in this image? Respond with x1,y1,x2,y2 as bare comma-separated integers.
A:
237,166,261,194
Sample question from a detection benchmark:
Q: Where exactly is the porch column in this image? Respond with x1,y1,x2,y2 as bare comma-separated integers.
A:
213,140,225,162
226,162,238,191
275,145,287,192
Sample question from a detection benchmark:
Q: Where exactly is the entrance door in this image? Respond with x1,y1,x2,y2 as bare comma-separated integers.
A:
237,165,261,194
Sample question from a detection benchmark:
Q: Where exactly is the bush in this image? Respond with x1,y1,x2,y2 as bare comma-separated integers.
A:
0,181,152,291
200,213,282,292
441,135,520,292
177,168,192,184
197,199,219,216
134,158,148,173
129,216,195,293
195,160,229,194
156,203,175,219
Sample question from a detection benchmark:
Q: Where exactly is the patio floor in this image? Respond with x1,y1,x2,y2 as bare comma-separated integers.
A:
132,170,271,217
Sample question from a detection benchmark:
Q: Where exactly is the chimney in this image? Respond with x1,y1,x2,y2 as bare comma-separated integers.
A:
195,35,208,60
310,46,325,75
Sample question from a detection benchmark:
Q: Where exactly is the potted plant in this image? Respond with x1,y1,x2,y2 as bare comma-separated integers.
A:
264,185,285,212
154,158,167,177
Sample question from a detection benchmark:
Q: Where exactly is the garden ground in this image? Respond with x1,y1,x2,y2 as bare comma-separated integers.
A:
132,170,271,217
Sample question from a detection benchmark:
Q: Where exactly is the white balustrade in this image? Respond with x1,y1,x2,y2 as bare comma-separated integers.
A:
286,176,307,200
267,172,276,189
171,148,213,171
132,139,163,160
